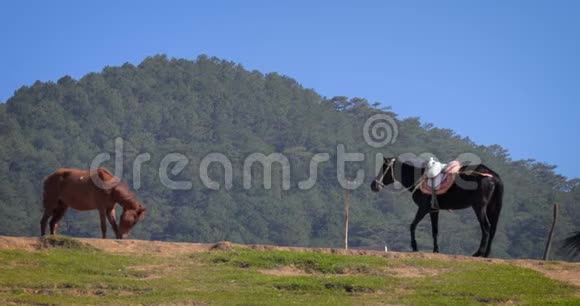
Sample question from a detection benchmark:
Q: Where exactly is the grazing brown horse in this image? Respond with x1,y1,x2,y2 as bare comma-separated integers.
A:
41,167,146,239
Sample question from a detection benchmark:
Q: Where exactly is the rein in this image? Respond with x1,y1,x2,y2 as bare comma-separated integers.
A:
374,159,424,194
461,170,494,178
372,160,392,189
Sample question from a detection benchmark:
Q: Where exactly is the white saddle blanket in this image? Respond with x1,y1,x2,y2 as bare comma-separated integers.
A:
427,173,446,190
425,157,450,190
425,157,447,189
420,160,463,195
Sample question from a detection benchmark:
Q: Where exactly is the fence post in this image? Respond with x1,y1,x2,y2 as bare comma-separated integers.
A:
543,204,559,261
344,187,350,250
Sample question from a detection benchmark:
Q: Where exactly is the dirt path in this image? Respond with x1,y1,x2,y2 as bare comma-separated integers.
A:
1,236,578,287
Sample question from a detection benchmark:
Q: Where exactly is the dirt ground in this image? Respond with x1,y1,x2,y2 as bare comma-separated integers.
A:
1,235,578,288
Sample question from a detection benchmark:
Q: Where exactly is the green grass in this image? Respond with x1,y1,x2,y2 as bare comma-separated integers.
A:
0,241,578,305
202,248,392,274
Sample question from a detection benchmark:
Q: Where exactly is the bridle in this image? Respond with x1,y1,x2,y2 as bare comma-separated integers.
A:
374,158,424,194
373,158,395,189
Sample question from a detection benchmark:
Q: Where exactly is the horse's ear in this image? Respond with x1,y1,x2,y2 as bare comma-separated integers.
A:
384,157,395,163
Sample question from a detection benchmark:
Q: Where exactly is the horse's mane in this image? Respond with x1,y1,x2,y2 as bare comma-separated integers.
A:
95,167,139,209
112,181,139,209
96,167,116,182
399,158,426,169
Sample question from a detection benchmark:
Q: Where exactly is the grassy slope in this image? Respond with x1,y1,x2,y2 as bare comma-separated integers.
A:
0,237,578,305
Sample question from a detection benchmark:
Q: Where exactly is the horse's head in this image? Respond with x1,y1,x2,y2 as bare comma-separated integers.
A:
371,157,397,192
104,177,146,239
91,167,147,239
111,183,146,239
118,204,146,239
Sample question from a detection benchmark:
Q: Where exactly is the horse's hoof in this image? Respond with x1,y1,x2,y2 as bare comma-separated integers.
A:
472,252,482,257
433,249,439,253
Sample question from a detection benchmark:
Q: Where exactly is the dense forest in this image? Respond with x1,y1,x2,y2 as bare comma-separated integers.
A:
0,55,578,260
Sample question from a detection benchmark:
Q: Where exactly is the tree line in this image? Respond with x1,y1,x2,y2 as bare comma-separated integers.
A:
0,55,578,260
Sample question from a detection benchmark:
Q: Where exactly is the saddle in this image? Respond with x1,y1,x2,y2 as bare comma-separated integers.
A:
419,158,461,195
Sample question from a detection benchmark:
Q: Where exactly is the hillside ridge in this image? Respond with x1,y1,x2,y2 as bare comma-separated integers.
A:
1,55,578,260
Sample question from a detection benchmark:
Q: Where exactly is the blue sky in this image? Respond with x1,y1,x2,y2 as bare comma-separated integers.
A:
1,1,579,178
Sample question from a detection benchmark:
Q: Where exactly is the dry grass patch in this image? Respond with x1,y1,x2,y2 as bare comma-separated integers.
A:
258,265,316,276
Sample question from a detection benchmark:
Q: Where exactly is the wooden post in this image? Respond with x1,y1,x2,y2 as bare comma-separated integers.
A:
344,186,350,250
543,204,559,261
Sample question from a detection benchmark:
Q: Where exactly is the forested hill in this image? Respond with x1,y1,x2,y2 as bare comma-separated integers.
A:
0,55,578,260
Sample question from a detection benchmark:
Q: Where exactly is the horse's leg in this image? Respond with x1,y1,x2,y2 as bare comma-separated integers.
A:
106,208,120,239
99,209,107,239
49,204,68,235
480,181,500,257
42,172,59,236
410,207,429,252
484,198,502,257
484,210,499,258
472,207,491,257
430,211,440,253
40,210,52,236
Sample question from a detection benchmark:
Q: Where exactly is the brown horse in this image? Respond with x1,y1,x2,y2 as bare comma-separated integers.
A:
41,167,146,239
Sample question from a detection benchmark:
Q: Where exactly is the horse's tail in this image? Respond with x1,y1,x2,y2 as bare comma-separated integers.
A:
562,231,580,256
485,177,504,257
490,178,503,223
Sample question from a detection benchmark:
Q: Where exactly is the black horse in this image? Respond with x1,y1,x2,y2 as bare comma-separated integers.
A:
370,157,504,257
